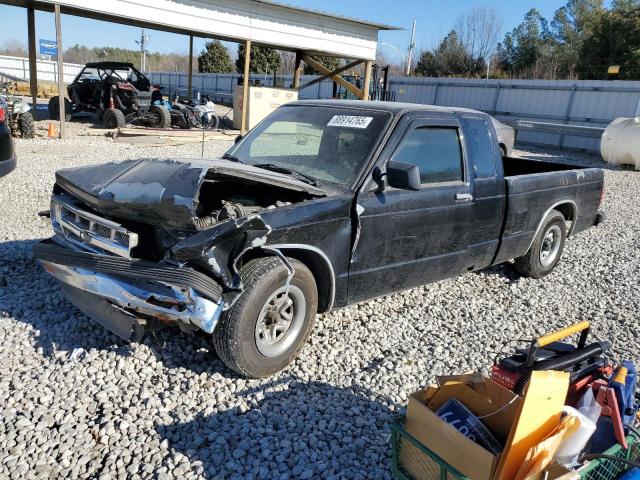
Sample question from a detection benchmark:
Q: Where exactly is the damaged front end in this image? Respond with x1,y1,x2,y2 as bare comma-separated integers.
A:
33,157,323,341
33,238,226,341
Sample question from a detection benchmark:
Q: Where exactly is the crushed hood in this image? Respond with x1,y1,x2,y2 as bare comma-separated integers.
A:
55,158,326,230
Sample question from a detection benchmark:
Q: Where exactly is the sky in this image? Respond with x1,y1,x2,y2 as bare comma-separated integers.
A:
0,0,612,62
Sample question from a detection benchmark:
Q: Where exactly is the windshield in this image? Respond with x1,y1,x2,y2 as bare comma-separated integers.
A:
225,106,391,187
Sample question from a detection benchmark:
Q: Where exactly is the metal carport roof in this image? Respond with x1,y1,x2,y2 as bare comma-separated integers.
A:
1,0,400,136
3,0,400,60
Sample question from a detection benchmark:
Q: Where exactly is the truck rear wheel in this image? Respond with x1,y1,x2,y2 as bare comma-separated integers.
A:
213,257,318,378
514,210,566,278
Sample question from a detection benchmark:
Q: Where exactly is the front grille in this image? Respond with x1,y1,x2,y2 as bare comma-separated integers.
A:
51,195,139,258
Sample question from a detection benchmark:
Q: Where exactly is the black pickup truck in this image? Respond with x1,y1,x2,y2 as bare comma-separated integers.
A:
34,100,605,377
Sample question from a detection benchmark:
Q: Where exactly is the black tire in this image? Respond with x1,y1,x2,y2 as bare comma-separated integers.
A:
205,114,219,130
170,110,189,129
213,257,318,378
148,105,171,128
18,111,35,138
514,210,566,278
102,108,126,129
48,96,72,122
500,144,508,157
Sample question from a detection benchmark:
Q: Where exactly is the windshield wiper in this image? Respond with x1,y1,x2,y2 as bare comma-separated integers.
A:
252,163,318,186
221,154,243,163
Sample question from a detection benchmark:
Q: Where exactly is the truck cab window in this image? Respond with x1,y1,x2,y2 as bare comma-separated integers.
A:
393,127,464,184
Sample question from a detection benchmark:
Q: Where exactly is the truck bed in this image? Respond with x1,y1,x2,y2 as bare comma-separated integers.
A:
493,156,604,265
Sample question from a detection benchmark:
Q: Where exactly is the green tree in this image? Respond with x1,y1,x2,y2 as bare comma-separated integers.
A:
497,9,553,76
235,44,281,74
414,50,438,77
551,0,605,77
303,56,341,75
63,44,92,64
577,0,640,79
414,31,481,77
197,40,234,73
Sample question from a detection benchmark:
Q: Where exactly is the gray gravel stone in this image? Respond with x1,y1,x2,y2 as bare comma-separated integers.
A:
0,122,638,479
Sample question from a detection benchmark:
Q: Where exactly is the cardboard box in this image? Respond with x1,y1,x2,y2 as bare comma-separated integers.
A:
403,373,522,480
402,371,570,480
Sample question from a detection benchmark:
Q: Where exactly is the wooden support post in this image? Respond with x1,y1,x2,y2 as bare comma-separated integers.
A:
362,60,372,100
292,51,303,89
54,4,65,138
241,39,251,133
27,6,38,119
187,34,193,100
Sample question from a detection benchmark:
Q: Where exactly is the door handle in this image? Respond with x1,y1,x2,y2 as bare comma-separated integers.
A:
455,193,474,202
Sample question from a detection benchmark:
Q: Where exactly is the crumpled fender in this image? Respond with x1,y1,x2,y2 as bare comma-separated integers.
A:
171,214,272,296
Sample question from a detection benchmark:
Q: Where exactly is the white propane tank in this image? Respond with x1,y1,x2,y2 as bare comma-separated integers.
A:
600,117,640,170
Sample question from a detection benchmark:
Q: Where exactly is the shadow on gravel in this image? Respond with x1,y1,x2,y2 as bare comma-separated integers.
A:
155,376,395,479
472,263,522,283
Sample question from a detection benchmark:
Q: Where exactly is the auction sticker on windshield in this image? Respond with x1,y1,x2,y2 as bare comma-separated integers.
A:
327,115,373,129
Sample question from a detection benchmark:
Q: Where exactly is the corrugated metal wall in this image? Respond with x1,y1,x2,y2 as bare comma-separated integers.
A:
148,72,640,151
389,77,640,150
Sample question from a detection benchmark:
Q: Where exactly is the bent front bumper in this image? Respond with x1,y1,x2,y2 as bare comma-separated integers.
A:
33,239,225,341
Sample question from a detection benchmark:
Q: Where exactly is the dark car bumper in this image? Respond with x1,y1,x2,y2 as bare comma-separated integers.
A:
0,154,16,178
33,238,225,341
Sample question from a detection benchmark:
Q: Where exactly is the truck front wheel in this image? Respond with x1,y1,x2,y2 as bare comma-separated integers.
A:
514,210,566,278
213,257,318,378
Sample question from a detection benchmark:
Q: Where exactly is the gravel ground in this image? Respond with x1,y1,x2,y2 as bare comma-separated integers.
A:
0,123,639,479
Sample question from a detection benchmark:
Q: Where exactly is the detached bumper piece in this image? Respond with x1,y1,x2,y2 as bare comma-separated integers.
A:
33,240,224,341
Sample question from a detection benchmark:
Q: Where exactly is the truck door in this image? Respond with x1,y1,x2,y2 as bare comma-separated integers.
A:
347,115,480,303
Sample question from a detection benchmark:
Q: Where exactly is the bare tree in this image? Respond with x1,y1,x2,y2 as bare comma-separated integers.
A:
0,39,28,57
375,52,405,77
278,51,296,75
455,6,503,63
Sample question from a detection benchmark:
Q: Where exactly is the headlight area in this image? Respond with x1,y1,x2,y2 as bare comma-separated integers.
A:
33,239,225,341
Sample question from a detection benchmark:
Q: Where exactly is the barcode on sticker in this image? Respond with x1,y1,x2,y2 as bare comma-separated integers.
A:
327,115,373,129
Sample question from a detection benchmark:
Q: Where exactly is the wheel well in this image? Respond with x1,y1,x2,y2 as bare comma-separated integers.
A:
553,203,576,235
236,247,334,313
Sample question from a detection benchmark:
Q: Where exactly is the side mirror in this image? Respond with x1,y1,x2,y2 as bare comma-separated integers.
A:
386,161,421,191
372,166,387,192
234,134,243,144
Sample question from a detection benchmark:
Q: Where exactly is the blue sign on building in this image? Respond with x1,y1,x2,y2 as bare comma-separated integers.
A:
39,39,57,56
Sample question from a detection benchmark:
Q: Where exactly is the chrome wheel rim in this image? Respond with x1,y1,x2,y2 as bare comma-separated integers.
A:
255,285,306,357
539,224,562,267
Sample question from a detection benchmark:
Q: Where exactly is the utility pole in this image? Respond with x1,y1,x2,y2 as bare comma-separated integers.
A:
405,18,416,76
136,28,150,72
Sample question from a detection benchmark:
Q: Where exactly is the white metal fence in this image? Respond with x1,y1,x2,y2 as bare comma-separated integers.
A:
0,54,83,83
